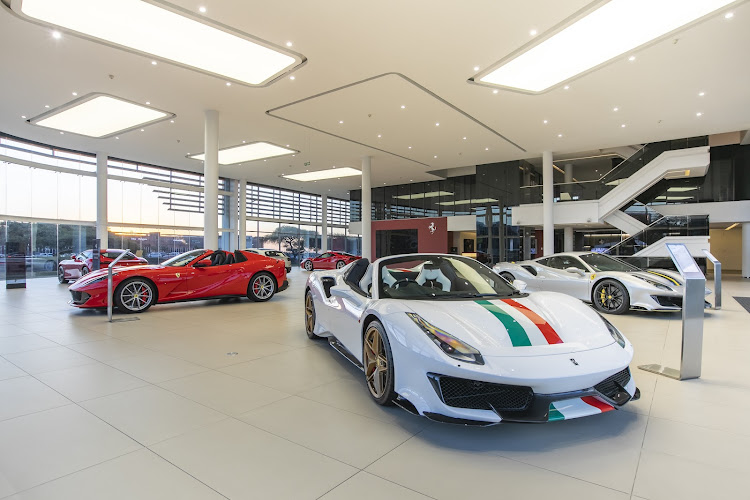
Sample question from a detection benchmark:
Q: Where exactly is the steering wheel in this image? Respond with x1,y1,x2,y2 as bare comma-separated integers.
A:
392,278,418,289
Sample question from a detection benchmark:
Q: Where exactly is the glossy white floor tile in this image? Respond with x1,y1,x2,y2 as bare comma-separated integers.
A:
0,272,749,500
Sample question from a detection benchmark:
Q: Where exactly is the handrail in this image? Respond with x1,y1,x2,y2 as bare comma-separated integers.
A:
107,249,131,322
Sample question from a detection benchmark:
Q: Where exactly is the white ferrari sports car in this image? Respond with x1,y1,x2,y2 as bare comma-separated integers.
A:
494,252,711,315
304,254,639,425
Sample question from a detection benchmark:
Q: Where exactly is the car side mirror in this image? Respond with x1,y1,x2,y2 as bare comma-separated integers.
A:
513,280,528,291
565,267,585,276
194,259,211,268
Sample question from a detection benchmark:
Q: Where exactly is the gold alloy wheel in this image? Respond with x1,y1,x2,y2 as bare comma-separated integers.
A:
364,325,390,399
305,292,315,335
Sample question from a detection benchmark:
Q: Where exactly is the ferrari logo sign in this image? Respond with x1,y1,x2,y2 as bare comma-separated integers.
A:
428,222,436,234
590,274,596,280
175,273,180,278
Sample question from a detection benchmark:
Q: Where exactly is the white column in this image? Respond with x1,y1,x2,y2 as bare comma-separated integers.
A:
542,151,554,256
563,163,574,251
96,152,108,243
321,194,328,252
227,180,238,251
203,110,219,249
238,179,247,250
743,222,750,278
361,156,372,261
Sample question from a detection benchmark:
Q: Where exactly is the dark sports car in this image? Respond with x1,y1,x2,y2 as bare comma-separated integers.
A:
68,249,288,313
301,251,361,271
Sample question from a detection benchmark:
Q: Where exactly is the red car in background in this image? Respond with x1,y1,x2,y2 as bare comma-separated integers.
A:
58,249,148,283
300,251,361,271
69,249,288,313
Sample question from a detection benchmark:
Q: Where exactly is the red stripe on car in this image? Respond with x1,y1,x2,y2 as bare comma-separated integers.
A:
501,299,563,344
581,396,614,412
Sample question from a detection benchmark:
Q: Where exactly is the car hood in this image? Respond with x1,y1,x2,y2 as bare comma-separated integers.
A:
71,265,161,282
399,292,615,357
631,269,682,287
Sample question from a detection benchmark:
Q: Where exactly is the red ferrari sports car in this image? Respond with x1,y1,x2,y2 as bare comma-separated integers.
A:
59,249,147,283
68,249,287,313
300,251,361,271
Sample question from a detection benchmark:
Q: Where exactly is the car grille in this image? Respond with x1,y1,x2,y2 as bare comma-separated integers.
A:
594,367,631,399
652,295,682,307
429,374,534,411
69,291,90,305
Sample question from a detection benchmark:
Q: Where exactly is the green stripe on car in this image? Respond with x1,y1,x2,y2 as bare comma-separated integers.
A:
475,300,532,347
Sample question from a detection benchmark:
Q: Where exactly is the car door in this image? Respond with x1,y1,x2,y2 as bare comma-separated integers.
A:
326,262,372,360
537,255,589,298
316,252,334,269
184,251,242,298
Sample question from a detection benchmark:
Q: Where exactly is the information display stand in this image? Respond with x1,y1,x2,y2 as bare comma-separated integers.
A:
639,243,705,380
702,249,721,310
92,239,101,271
5,242,26,289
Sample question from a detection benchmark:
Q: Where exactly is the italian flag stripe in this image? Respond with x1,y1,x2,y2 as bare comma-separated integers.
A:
581,396,614,412
548,404,565,421
475,300,532,347
501,299,563,344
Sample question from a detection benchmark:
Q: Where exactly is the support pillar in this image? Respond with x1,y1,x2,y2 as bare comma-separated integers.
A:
321,194,328,252
563,163,573,251
238,179,247,250
361,156,372,261
96,152,108,243
743,222,750,278
542,151,554,256
203,110,219,249
227,180,238,251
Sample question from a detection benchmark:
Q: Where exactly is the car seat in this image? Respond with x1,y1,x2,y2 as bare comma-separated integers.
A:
415,262,452,291
223,252,235,265
381,267,397,287
209,251,225,266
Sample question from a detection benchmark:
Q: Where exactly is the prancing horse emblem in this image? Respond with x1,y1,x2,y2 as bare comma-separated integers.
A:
570,358,579,366
176,273,180,278
428,222,436,234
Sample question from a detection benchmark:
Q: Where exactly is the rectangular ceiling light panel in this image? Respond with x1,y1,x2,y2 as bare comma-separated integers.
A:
479,0,736,92
12,0,301,85
190,142,297,165
393,191,454,200
30,94,172,137
283,167,361,182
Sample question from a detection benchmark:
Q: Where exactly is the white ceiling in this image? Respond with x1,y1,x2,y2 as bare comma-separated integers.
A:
1,0,748,199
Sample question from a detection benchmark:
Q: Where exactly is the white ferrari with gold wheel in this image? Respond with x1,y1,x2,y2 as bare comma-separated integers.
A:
304,253,639,426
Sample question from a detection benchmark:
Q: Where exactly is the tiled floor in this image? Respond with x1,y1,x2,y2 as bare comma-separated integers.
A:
1,269,749,499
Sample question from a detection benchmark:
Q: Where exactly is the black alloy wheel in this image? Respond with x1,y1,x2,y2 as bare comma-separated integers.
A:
592,279,630,315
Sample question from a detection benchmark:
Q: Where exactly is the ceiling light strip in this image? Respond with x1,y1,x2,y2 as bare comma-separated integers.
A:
189,142,297,165
474,0,737,93
8,0,305,86
283,167,361,182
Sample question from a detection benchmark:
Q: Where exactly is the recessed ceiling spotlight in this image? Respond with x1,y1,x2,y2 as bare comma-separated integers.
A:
408,146,412,149
621,123,626,128
400,105,406,109
286,144,289,147
140,128,144,132
377,134,381,138
59,131,64,134
51,30,61,39
485,147,489,151
492,89,498,94
435,122,440,126
72,92,77,96
473,66,480,71
563,85,570,90
115,136,119,139
613,107,619,111
696,112,703,117
146,101,150,105
557,133,563,137
338,120,343,124
725,11,734,19
289,75,295,80
198,6,206,13
434,155,438,158
698,91,705,96
242,140,246,143
286,41,293,46
151,60,157,65
170,120,174,123
226,82,231,86
21,115,26,119
543,119,548,124
44,105,50,108
530,29,538,36
628,55,636,61
263,159,266,162
462,136,467,140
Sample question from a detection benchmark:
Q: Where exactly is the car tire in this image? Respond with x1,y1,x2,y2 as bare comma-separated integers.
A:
305,290,322,339
499,271,515,283
114,278,156,313
80,266,89,277
57,266,68,284
304,260,313,271
335,260,346,269
363,320,397,406
248,272,276,302
592,279,630,315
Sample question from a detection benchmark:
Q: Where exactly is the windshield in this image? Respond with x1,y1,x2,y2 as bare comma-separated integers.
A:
379,255,517,300
580,253,640,272
162,249,206,267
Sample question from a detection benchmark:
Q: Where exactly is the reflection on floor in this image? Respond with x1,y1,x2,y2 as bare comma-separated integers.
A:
1,269,749,499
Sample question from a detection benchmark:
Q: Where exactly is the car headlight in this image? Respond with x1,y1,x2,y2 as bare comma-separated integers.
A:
599,314,626,348
635,275,672,291
406,312,484,365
